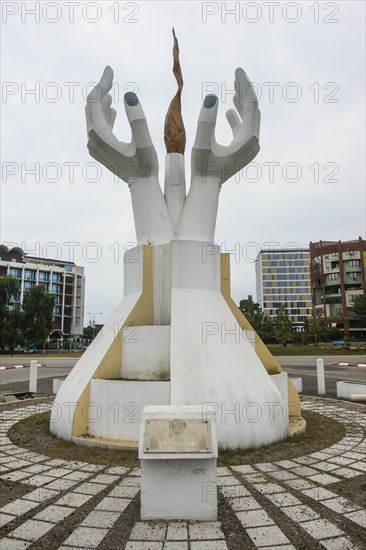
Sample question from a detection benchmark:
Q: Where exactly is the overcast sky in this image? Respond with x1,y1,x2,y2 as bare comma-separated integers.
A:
1,1,365,325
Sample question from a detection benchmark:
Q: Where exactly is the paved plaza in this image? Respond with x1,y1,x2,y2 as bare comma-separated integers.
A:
0,398,365,549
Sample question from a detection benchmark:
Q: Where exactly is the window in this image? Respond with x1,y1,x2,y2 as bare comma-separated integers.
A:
23,281,35,290
326,262,330,269
348,260,360,268
335,307,343,316
9,268,22,278
38,271,49,282
24,270,36,280
53,306,61,316
65,264,73,272
347,272,359,280
327,273,339,281
52,283,61,294
52,273,61,282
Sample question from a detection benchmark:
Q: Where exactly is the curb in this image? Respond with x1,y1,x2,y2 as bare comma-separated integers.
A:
331,362,366,367
0,364,47,370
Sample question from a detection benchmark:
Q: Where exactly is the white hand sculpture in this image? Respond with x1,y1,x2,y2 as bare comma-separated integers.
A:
86,66,174,245
176,68,261,242
85,66,260,245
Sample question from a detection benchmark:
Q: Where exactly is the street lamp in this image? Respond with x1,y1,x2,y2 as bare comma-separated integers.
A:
87,312,103,339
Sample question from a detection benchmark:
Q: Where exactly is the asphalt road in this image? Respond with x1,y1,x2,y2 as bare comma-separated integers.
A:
0,355,365,399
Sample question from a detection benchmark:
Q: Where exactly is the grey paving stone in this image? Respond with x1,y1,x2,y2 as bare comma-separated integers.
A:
252,483,285,495
320,536,361,549
22,465,52,474
104,466,130,475
220,485,251,499
282,504,320,522
91,474,120,484
121,476,141,486
331,468,362,479
285,479,315,491
8,519,55,541
188,522,225,540
0,471,32,482
299,519,343,540
275,460,299,469
125,543,163,550
164,543,189,550
1,498,39,516
265,492,302,507
73,482,107,495
302,487,337,501
108,484,140,499
344,510,366,528
246,525,290,547
311,461,339,472
190,542,228,550
216,476,241,487
241,473,268,483
216,467,233,476
166,521,188,540
254,463,279,472
44,479,78,490
236,509,274,528
56,492,93,508
130,521,167,541
62,471,92,481
0,512,16,527
34,504,75,523
320,497,361,514
270,470,298,481
95,497,131,512
328,456,357,466
349,461,366,472
293,456,318,465
307,473,340,485
231,465,256,474
228,496,262,512
21,474,56,487
79,463,105,473
81,510,121,528
62,527,108,548
291,466,319,477
0,539,32,549
42,468,74,477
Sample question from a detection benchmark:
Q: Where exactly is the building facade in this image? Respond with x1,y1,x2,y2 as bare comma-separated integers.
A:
309,238,366,333
0,245,85,338
255,248,312,329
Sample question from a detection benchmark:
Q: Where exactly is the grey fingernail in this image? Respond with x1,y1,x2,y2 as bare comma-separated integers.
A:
204,95,217,108
125,92,139,106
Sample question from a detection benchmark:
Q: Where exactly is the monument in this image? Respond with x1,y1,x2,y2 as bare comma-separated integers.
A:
51,31,304,450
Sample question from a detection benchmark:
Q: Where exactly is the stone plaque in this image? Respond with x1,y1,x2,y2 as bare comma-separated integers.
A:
144,419,211,453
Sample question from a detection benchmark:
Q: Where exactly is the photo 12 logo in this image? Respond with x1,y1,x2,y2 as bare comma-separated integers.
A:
201,2,340,24
1,2,140,24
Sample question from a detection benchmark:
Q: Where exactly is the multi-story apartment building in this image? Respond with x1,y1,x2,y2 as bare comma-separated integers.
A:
255,248,312,329
309,238,366,333
0,244,85,338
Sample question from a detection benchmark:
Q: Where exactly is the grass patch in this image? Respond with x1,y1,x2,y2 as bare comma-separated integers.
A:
267,343,366,356
9,409,345,468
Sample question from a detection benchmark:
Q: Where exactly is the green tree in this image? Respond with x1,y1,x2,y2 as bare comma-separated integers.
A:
273,305,293,347
305,309,329,346
239,295,273,341
22,285,55,349
348,295,366,327
0,276,20,351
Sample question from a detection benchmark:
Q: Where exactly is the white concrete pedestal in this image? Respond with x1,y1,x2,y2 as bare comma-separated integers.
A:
139,406,218,521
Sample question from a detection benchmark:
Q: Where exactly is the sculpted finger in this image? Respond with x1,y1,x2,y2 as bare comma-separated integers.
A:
193,94,218,150
226,108,241,137
124,92,153,148
234,67,258,120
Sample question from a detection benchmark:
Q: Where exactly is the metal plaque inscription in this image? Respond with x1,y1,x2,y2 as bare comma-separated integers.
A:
144,419,211,453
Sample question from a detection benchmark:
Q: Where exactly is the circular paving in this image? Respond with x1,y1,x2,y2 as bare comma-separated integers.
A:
0,398,365,549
